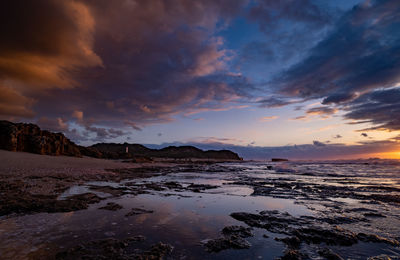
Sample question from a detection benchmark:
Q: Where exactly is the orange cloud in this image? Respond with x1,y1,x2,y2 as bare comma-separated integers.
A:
0,0,101,88
259,116,278,122
0,85,35,118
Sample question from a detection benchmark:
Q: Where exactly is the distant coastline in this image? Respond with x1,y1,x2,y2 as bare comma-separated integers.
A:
0,120,242,162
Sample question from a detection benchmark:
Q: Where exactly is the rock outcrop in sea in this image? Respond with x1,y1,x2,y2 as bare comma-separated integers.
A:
0,120,241,161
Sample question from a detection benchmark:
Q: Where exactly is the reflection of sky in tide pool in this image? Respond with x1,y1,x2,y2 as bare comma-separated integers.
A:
0,191,304,259
1,162,400,259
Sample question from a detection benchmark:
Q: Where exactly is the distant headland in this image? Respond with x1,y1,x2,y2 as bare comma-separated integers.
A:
0,120,242,162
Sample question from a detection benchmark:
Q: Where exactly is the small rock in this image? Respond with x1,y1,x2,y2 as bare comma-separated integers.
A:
98,202,123,211
125,208,154,217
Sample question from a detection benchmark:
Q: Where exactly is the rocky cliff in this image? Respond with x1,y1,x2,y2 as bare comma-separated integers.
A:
0,121,242,161
0,120,81,156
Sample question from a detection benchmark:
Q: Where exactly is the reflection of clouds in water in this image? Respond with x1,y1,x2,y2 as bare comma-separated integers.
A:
5,162,400,258
60,211,75,221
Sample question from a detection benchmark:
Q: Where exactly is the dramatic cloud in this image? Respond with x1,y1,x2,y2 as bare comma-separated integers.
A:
272,0,400,103
0,0,101,120
236,0,336,99
345,88,400,131
257,97,301,108
1,0,399,147
290,106,337,121
0,0,101,86
306,106,337,117
0,0,252,140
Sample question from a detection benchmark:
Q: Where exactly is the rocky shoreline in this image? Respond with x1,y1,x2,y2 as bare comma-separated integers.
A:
1,151,400,259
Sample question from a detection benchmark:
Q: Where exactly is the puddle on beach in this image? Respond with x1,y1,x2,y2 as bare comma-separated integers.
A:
1,162,400,259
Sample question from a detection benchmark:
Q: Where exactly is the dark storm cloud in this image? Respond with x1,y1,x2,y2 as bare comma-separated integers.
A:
85,125,129,141
2,0,399,143
313,140,326,147
0,0,251,141
272,0,400,103
0,0,101,120
344,88,400,131
322,92,357,105
257,97,299,108
0,0,101,86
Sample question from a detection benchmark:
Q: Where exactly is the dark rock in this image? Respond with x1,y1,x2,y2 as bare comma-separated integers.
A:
230,209,400,254
137,242,174,260
203,225,253,253
363,212,386,218
357,233,399,246
230,211,300,233
98,202,123,211
221,225,253,238
367,254,397,260
203,236,251,252
0,191,103,216
275,236,301,249
144,183,165,191
0,120,81,156
279,249,304,260
55,236,174,260
318,248,344,260
89,185,130,196
163,181,183,189
272,158,289,162
187,183,219,192
293,227,358,246
368,194,400,204
125,208,154,217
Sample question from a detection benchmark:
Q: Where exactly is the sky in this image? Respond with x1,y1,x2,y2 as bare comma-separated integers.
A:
1,0,400,160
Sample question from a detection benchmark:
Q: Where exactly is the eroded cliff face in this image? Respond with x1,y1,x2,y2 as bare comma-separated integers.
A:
0,120,81,156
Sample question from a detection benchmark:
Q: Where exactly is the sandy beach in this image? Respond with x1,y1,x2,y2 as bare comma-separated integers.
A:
0,150,174,195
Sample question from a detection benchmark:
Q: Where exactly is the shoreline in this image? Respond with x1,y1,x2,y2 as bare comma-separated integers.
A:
0,150,240,217
0,150,176,217
1,149,400,259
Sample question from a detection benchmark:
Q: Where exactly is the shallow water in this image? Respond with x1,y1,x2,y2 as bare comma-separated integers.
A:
1,161,400,259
